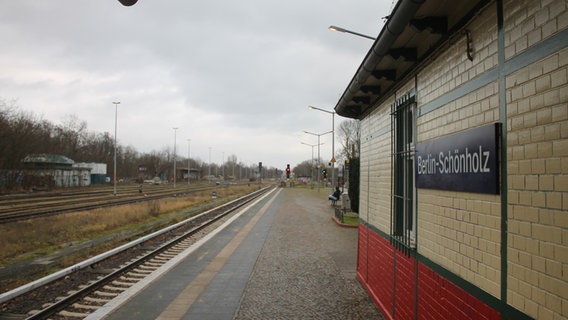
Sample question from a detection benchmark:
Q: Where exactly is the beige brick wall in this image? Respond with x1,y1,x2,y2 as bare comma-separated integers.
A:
416,86,502,298
415,5,503,298
504,0,568,60
359,100,392,233
360,81,417,233
359,0,567,317
420,2,499,107
418,189,502,297
506,43,568,320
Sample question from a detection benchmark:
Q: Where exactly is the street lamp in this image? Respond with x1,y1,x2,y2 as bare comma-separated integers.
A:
301,141,324,189
112,101,120,196
308,106,336,192
304,130,332,192
208,147,212,181
173,127,178,189
187,139,191,185
328,25,376,40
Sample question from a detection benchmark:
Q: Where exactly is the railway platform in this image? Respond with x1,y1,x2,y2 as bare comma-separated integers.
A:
87,187,382,320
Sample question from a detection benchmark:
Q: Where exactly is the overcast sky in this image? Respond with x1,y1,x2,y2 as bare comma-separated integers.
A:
0,0,393,169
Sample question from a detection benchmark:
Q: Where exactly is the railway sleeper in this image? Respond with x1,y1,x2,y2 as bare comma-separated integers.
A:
72,302,99,311
128,272,151,279
94,290,119,297
112,279,135,286
58,309,89,318
145,261,163,267
131,268,153,274
139,262,159,268
120,275,144,281
123,274,147,280
84,296,109,304
30,308,45,316
102,285,127,292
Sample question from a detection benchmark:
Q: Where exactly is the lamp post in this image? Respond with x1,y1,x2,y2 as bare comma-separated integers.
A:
328,25,376,40
301,141,324,190
308,106,336,192
112,101,120,196
208,147,212,182
304,130,332,192
173,127,178,189
187,139,191,185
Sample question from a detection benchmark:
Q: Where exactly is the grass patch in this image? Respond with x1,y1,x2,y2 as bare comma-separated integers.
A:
0,185,258,267
342,213,359,227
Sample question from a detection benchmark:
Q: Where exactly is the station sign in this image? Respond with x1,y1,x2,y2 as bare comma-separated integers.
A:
415,123,501,194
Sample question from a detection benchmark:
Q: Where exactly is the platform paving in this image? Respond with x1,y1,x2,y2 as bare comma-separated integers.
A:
233,187,382,319
98,187,383,320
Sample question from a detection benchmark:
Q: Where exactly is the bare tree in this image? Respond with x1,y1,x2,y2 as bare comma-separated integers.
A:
337,119,360,159
0,99,267,185
294,159,314,178
54,114,88,160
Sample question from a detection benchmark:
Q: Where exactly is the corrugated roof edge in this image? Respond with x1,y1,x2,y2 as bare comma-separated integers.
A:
334,0,425,119
21,153,75,165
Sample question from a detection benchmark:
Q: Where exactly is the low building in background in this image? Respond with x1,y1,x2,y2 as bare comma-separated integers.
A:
75,162,107,184
20,154,105,188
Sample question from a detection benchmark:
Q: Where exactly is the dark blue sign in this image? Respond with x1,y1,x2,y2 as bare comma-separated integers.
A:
415,123,501,194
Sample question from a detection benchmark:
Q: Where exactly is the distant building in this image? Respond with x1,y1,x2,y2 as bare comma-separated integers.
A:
21,154,95,188
75,162,107,184
334,0,567,319
181,168,200,182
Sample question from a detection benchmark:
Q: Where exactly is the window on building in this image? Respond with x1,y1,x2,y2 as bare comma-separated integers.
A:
391,90,416,250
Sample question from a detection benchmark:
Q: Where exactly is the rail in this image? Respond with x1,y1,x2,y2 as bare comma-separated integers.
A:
0,184,231,224
0,186,275,319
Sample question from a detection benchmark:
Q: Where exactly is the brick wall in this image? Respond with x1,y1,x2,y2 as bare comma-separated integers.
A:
503,0,568,60
504,1,568,316
359,103,392,233
418,263,501,320
394,252,416,320
358,224,394,319
357,0,567,319
358,224,502,320
415,3,503,298
357,224,368,284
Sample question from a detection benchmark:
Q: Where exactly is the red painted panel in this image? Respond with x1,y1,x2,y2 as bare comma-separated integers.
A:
357,225,394,319
369,231,395,317
417,264,501,320
357,225,368,283
359,227,503,320
394,252,416,320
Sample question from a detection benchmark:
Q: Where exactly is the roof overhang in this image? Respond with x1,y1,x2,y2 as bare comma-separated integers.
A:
334,0,491,119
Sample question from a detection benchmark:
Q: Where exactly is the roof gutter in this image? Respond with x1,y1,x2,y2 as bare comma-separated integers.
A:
334,0,425,118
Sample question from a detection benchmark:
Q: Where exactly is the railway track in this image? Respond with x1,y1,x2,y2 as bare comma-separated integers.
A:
0,183,233,224
0,186,273,319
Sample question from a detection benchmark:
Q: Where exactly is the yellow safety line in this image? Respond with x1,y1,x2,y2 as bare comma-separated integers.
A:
156,189,280,320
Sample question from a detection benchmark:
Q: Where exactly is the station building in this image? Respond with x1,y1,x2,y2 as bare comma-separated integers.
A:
21,154,107,188
334,0,567,319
